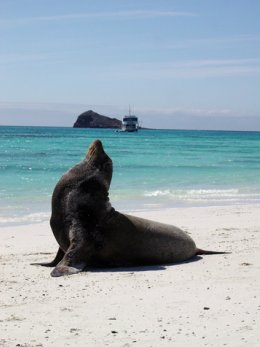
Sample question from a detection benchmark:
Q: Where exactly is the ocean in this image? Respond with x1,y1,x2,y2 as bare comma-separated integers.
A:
1,126,260,226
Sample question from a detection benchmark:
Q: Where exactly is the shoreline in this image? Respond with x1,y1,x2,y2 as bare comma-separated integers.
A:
1,204,260,346
2,200,260,228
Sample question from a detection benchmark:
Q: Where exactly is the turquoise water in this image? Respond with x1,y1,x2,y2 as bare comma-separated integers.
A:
1,126,260,226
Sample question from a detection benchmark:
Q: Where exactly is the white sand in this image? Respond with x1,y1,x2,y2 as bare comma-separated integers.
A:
1,204,260,347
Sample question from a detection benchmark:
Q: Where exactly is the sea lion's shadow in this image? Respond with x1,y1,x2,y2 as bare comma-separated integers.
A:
87,255,203,273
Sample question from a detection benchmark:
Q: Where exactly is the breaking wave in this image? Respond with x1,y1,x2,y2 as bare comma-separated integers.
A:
0,212,50,227
143,188,260,204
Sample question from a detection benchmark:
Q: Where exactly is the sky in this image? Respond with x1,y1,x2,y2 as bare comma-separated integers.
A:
0,0,259,130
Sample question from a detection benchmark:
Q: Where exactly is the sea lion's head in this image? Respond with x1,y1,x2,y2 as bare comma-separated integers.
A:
85,140,113,190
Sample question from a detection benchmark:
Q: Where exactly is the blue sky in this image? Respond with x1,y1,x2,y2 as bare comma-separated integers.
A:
0,0,259,130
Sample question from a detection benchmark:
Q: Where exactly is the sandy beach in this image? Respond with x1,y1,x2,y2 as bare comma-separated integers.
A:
1,204,260,347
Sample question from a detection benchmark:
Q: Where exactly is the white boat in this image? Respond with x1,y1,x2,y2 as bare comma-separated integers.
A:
121,107,139,132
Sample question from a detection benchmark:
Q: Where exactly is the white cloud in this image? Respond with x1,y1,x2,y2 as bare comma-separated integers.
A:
36,11,197,21
104,58,260,79
0,101,98,113
152,35,260,49
0,102,257,119
0,52,56,64
138,107,235,117
0,10,197,25
0,101,124,118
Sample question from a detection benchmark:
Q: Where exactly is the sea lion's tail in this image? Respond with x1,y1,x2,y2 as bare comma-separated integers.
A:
196,248,231,255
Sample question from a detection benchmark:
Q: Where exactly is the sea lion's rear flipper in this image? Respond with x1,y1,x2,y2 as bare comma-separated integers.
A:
196,248,231,255
31,247,65,267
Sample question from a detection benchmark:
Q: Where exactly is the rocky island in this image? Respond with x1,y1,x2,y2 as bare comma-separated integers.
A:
73,110,122,129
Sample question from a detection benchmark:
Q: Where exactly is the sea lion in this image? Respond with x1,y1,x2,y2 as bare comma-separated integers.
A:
34,140,227,277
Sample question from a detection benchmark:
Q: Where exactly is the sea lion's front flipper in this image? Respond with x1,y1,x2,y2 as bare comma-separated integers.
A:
50,248,87,277
51,262,86,277
50,226,89,277
31,247,65,267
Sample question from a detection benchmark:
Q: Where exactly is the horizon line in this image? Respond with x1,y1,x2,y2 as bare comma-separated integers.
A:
1,124,260,133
